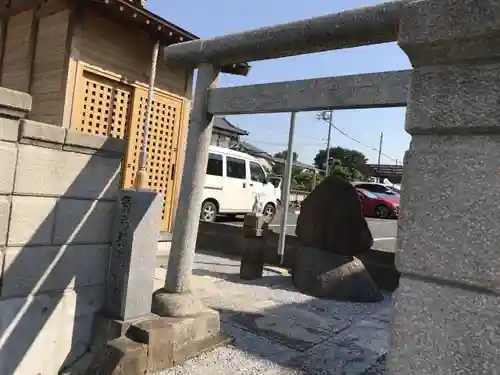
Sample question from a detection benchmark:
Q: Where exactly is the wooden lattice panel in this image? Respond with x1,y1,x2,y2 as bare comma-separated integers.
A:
123,90,182,231
77,71,131,139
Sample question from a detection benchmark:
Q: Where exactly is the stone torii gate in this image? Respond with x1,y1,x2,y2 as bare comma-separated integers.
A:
160,1,500,373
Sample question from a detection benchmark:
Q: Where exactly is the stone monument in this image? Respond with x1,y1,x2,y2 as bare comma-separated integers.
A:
292,175,382,302
295,175,373,255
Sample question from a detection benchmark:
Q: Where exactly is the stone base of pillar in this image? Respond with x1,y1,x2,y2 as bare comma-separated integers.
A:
128,308,230,372
151,288,204,317
81,313,155,375
127,290,230,372
82,308,230,374
84,336,148,375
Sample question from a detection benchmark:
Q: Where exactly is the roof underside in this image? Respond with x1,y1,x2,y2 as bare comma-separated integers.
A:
86,0,250,75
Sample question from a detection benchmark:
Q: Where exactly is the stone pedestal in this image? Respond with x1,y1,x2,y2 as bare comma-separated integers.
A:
127,309,229,372
387,1,500,373
147,291,229,372
239,213,268,280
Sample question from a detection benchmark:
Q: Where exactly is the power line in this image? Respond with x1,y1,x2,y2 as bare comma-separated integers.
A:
249,125,400,163
329,124,399,162
251,139,324,147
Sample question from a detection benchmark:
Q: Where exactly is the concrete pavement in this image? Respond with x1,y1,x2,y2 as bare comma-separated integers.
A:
155,252,392,375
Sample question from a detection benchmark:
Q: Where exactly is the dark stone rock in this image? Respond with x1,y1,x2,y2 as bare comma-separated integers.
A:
291,246,383,302
358,250,401,292
295,175,373,256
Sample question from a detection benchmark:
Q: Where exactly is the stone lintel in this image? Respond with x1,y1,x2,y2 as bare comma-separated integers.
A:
207,70,410,115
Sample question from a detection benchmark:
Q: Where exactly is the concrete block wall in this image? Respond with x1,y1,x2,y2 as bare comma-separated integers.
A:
0,88,125,375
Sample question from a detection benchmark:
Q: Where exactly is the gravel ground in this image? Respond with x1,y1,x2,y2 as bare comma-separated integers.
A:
155,252,392,375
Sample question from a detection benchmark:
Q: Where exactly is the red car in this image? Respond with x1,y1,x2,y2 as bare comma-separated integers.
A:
356,188,400,219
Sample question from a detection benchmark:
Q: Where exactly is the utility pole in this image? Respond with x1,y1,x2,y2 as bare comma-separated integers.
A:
377,132,383,183
324,109,333,175
277,112,296,264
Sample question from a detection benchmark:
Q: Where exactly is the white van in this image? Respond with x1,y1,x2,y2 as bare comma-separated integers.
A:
201,146,278,222
267,175,283,205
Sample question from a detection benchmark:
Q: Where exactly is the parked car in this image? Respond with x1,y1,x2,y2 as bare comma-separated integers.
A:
356,188,400,219
352,181,398,196
201,146,278,222
387,185,401,194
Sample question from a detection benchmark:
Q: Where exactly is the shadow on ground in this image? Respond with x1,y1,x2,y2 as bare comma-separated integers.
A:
163,252,393,375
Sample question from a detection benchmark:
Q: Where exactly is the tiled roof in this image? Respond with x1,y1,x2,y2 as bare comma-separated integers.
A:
87,0,249,75
213,117,249,136
233,141,315,170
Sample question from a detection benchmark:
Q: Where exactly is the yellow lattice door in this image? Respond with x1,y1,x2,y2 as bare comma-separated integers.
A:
123,90,183,232
76,71,132,139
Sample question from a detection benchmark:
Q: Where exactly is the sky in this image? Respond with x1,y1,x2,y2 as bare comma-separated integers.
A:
149,0,412,166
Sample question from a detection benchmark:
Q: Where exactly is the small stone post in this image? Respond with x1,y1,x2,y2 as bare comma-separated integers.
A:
152,62,220,315
387,1,500,373
239,197,268,280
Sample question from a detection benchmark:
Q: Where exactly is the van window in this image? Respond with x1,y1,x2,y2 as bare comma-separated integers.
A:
206,153,223,176
250,161,266,183
227,157,246,179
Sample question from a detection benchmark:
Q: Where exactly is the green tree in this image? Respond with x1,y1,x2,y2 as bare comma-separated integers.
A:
313,147,368,172
315,111,370,177
272,149,302,176
328,159,352,181
291,171,314,191
271,149,319,191
273,150,298,162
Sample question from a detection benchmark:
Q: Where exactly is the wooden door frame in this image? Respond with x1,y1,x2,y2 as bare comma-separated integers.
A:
72,63,190,232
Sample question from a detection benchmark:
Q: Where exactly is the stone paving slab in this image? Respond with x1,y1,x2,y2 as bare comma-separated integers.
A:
358,355,387,375
287,318,390,375
156,253,392,375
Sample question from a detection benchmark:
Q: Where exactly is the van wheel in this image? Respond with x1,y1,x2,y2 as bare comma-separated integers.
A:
263,203,276,222
200,200,218,222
